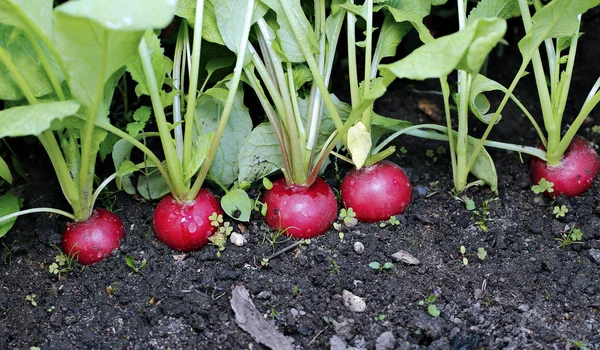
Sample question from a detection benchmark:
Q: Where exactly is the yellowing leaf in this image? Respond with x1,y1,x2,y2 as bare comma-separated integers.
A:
347,121,371,169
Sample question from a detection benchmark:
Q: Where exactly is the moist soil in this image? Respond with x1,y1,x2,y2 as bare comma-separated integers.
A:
2,13,600,350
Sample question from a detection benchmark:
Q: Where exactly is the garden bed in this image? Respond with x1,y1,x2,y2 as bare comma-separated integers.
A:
2,10,600,350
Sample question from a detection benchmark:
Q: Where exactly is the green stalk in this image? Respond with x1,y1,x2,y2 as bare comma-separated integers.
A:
0,208,76,224
138,38,186,199
244,66,293,184
553,90,600,158
278,2,344,132
346,1,360,107
305,0,327,153
454,0,469,192
173,22,189,161
555,19,581,126
254,23,306,184
517,0,557,160
286,60,308,173
466,60,529,172
360,0,374,129
188,0,255,198
182,0,205,173
440,77,458,184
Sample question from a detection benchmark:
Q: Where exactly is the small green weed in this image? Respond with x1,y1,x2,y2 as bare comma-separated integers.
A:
208,212,235,257
125,255,147,274
459,246,487,265
25,294,37,307
557,226,583,248
531,178,554,195
418,294,440,317
379,215,400,228
553,205,568,218
368,261,394,272
48,245,75,279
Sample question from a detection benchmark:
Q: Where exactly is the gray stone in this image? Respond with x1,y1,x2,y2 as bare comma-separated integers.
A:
375,331,395,350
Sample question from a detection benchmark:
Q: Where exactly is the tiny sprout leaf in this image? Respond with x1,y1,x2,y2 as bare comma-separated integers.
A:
263,177,273,190
125,255,136,269
465,198,476,211
460,246,466,255
428,304,440,317
383,262,394,269
463,257,469,265
368,262,381,270
571,228,582,241
427,294,437,303
221,188,252,222
477,247,487,260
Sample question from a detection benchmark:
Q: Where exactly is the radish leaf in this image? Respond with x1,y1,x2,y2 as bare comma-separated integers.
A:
0,101,80,138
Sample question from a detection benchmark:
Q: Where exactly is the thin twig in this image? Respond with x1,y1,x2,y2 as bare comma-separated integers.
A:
308,325,329,346
266,240,306,261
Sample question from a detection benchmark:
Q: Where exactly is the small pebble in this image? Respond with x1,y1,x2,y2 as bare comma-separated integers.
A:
230,232,247,246
517,304,530,312
588,249,600,264
415,185,429,197
342,290,366,313
290,308,299,317
354,242,365,255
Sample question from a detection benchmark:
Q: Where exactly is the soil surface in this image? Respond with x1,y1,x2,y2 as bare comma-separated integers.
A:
2,11,600,350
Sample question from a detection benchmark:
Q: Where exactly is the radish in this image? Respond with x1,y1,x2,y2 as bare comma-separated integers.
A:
341,161,412,223
530,135,599,198
61,209,125,265
263,177,337,239
153,190,223,252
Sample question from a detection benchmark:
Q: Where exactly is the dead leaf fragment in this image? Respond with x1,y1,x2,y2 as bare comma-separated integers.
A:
230,285,294,350
418,99,443,122
391,250,420,265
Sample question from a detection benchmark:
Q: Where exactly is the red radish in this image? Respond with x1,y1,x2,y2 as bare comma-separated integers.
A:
341,160,412,223
263,177,337,239
530,135,599,198
153,189,223,251
61,208,125,265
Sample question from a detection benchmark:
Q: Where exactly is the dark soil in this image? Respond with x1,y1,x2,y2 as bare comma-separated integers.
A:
2,11,600,350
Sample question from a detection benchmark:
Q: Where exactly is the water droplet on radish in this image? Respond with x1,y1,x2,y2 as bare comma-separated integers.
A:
188,223,197,233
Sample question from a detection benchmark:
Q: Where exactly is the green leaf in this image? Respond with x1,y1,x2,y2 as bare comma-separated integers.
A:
0,191,20,238
196,87,252,187
466,0,519,26
201,1,224,44
427,294,437,303
205,56,236,77
291,64,313,91
0,155,12,184
125,255,136,269
54,0,175,108
373,16,413,68
370,112,412,146
380,18,507,80
383,262,394,269
469,74,534,124
112,138,137,194
465,198,476,211
127,31,169,98
518,0,600,60
137,170,170,200
184,132,213,182
126,106,152,136
0,25,61,100
260,0,319,62
477,247,487,260
0,101,80,138
262,177,273,190
0,0,53,38
237,123,284,184
428,304,440,317
378,0,435,44
221,188,253,222
368,262,381,270
212,0,267,55
460,245,466,254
